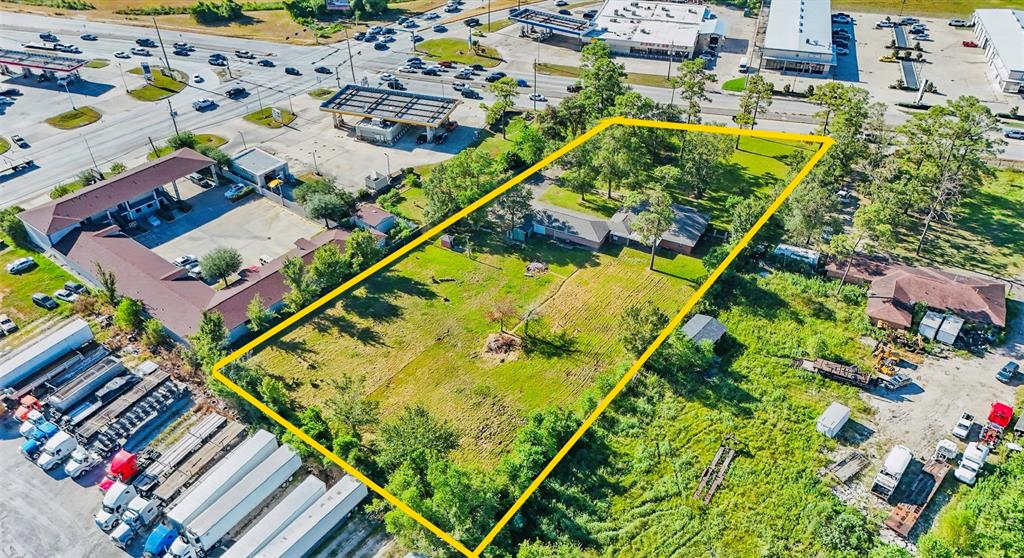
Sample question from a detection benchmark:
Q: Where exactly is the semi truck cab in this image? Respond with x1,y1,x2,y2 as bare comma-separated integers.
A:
37,430,77,470
65,447,103,479
18,409,46,436
143,522,180,558
20,421,59,458
94,481,138,531
110,496,159,548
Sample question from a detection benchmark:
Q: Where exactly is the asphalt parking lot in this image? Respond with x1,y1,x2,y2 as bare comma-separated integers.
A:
137,182,323,270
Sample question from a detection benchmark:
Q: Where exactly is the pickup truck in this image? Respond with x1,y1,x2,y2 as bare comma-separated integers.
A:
952,412,974,440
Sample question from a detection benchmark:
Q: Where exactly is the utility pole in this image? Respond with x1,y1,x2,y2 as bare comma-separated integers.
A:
81,133,100,174
148,136,161,159
343,28,356,83
117,62,129,92
166,99,179,135
152,17,173,73
487,0,491,30
62,82,76,110
239,131,247,149
312,149,319,174
666,42,674,78
533,56,538,112
256,85,263,110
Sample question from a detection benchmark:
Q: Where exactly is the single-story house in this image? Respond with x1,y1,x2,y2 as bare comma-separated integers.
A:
682,314,726,345
230,147,289,192
353,203,398,234
866,267,1006,330
609,203,709,255
517,203,611,249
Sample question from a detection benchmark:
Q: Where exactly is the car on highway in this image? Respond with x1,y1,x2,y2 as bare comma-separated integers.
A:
424,11,440,19
225,87,247,99
80,33,98,41
555,0,568,5
516,78,528,87
1006,130,1024,140
528,92,547,102
461,88,481,99
314,66,332,74
235,50,256,59
386,80,406,90
114,51,130,59
32,293,58,310
484,71,507,82
374,42,389,51
444,4,458,12
174,42,195,51
567,82,583,93
192,98,215,110
558,9,571,15
53,288,79,303
464,17,481,27
380,73,397,82
173,49,190,56
136,37,156,46
399,65,418,73
285,66,301,75
407,56,423,63
209,57,226,66
192,73,204,83
451,81,467,91
996,361,1020,383
948,18,972,27
257,59,275,67
0,88,21,97
224,183,254,201
40,32,59,42
422,67,440,76
6,257,36,274
433,24,447,32
130,47,151,56
11,135,28,149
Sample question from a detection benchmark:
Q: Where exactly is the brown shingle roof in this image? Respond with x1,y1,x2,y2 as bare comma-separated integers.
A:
20,149,213,235
354,203,395,229
867,268,1007,327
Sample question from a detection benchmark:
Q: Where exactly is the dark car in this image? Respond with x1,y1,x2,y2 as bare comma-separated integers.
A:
258,59,275,67
407,56,423,64
432,131,448,144
416,132,429,144
0,88,21,97
80,33,98,41
464,17,481,26
374,42,389,51
314,66,332,74
567,82,583,93
433,24,447,32
364,34,379,43
354,32,366,40
11,135,29,149
136,38,156,47
558,9,571,15
383,27,396,35
173,49,190,57
225,87,247,99
460,88,481,99
516,78,528,87
997,361,1020,383
833,39,849,48
470,63,484,71
422,67,440,76
386,80,406,90
285,67,301,75
484,71,506,82
32,293,58,310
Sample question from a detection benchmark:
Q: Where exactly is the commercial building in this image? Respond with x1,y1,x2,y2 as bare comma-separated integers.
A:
320,84,459,144
972,9,1024,94
230,148,290,193
0,48,86,80
761,0,836,75
510,8,594,39
590,0,726,59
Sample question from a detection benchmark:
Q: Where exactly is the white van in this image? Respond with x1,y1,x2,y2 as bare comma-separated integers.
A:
738,57,749,73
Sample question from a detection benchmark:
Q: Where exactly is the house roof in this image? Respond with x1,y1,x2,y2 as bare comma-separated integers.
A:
530,203,611,244
609,203,709,248
867,268,1007,327
20,149,213,235
681,314,726,345
354,203,396,229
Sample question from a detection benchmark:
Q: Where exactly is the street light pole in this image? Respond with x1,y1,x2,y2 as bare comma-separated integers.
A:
312,149,319,174
152,17,173,73
166,99,179,135
62,82,76,110
343,28,356,83
256,85,263,110
117,63,129,91
81,133,100,174
383,152,391,177
487,0,492,30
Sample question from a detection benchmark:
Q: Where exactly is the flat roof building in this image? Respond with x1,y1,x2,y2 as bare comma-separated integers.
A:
972,9,1024,94
762,0,836,75
510,7,593,38
590,0,725,59
0,48,87,74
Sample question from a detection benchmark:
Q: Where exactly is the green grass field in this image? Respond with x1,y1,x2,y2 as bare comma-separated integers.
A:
0,137,9,155
722,76,746,92
833,0,1020,17
535,62,673,88
477,18,513,33
243,107,297,128
44,107,102,129
0,237,76,327
891,169,1024,276
127,67,187,101
390,186,429,223
251,234,704,466
148,134,227,159
85,58,110,69
417,38,502,67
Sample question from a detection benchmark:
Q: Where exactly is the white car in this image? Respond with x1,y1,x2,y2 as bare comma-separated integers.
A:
379,73,396,82
192,73,204,83
528,93,548,102
875,20,896,28
555,0,568,5
186,262,202,277
836,47,849,55
399,65,417,73
130,47,151,56
53,289,79,303
948,18,971,27
192,98,214,110
452,81,467,91
1006,129,1024,140
952,412,974,440
113,51,130,59
424,11,440,19
173,255,198,267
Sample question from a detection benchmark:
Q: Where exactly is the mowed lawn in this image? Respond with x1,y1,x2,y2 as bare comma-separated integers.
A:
0,238,76,327
891,169,1024,276
253,235,703,465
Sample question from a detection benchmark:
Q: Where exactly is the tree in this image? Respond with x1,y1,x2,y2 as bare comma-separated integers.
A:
167,130,198,150
729,194,773,239
510,123,547,166
304,192,353,227
308,243,350,293
489,184,533,242
423,148,501,225
818,511,874,556
486,298,518,333
190,310,228,371
673,58,716,123
868,546,912,558
375,404,460,474
619,304,668,357
190,0,242,23
559,166,596,201
295,177,338,204
141,318,167,349
624,187,674,270
109,162,127,175
578,41,627,118
246,293,275,332
649,331,715,376
325,373,380,435
195,144,230,169
676,132,733,198
95,262,119,305
257,376,289,415
200,247,242,287
808,82,867,134
114,297,145,332
782,170,837,245
489,76,519,136
734,74,774,140
0,206,28,247
347,0,387,20
343,229,383,274
281,256,316,313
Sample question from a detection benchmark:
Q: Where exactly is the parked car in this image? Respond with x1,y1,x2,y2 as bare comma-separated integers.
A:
416,132,429,144
258,58,275,67
836,47,849,56
464,17,481,27
833,39,849,48
285,67,301,75
831,14,852,24
433,24,447,32
528,92,547,102
224,183,254,201
6,257,36,274
432,131,448,144
192,98,215,110
380,73,397,82
314,66,332,74
997,361,1021,383
364,34,378,42
64,281,87,294
80,33,98,41
225,87,247,99
875,20,896,28
952,412,974,439
558,9,571,15
130,47,150,56
0,88,21,97
899,17,920,25
173,255,198,267
192,74,204,83
11,135,29,148
878,55,898,63
1006,129,1024,140
381,35,396,44
32,293,58,310
0,314,17,336
948,18,972,27
407,56,423,64
354,32,367,40
438,60,454,68
454,72,473,80
374,42,389,51
53,289,78,303
962,40,978,47
113,51,130,59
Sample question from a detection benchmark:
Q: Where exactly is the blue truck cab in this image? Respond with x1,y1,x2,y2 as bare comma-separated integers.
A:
143,523,179,558
20,421,58,458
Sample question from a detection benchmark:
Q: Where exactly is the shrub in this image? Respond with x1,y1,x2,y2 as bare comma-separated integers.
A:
190,0,243,23
142,319,168,349
114,297,146,332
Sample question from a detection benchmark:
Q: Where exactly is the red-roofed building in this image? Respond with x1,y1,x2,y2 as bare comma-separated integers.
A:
866,267,1006,330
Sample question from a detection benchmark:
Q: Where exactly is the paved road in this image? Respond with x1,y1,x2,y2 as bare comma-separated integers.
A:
1,9,1021,210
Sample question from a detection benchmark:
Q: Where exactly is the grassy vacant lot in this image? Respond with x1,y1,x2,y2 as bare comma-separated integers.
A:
390,186,429,223
536,62,673,88
540,135,810,229
891,169,1024,276
418,38,502,67
127,67,187,101
833,0,1019,17
243,107,297,128
252,234,705,466
45,107,101,129
0,137,9,156
148,134,227,159
85,58,110,69
0,237,76,327
582,272,877,557
722,76,746,92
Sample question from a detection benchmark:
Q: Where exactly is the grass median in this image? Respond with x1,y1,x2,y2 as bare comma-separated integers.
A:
535,62,673,88
148,134,228,159
45,106,101,129
243,106,297,128
417,38,502,67
0,137,9,155
86,58,110,69
127,66,188,101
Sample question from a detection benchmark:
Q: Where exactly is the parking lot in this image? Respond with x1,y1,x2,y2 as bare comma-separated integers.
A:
136,182,322,270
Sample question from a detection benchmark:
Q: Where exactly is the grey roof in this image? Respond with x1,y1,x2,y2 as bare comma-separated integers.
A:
763,0,834,55
974,9,1024,72
681,314,726,345
530,202,610,244
320,84,459,127
0,48,86,72
610,203,709,248
231,147,287,176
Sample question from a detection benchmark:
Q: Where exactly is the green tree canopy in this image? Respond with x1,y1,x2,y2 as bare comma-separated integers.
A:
200,247,243,287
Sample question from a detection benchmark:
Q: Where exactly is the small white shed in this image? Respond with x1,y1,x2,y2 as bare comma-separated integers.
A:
816,402,851,438
918,311,944,341
936,315,964,345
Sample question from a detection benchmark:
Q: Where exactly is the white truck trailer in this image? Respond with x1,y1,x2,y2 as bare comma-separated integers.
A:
221,476,327,558
0,319,92,389
255,475,369,558
142,430,277,558
871,445,913,501
168,445,302,558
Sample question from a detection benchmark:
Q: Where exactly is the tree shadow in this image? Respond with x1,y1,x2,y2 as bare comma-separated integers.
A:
522,329,579,359
309,311,388,347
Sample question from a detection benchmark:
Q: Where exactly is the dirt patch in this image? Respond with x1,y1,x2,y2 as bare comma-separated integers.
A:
482,332,521,362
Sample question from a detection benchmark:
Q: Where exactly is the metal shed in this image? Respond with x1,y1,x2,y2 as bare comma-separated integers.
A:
918,311,943,341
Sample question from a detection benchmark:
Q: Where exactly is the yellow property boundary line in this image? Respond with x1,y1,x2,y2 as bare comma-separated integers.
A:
212,117,834,557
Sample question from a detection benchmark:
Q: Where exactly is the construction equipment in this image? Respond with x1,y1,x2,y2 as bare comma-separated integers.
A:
794,358,873,388
693,435,739,504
